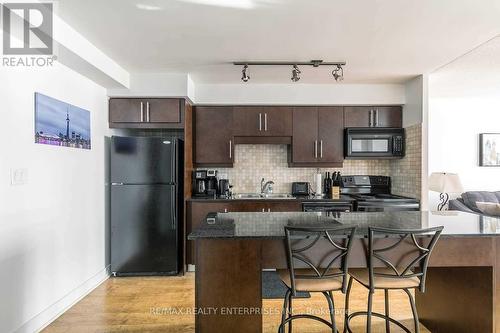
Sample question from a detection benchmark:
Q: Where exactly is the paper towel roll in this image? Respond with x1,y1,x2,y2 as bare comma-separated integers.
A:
315,173,323,196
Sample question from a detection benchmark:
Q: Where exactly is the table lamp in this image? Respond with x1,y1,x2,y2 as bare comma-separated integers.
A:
429,172,464,211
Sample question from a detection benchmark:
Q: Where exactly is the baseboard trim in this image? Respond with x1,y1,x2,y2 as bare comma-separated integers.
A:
14,265,110,333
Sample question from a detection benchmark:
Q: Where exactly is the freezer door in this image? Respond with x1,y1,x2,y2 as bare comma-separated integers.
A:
111,184,178,275
111,136,177,184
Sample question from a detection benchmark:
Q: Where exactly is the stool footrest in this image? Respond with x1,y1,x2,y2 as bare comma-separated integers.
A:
279,314,338,333
346,311,412,333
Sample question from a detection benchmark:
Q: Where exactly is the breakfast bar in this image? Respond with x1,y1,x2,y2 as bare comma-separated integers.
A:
188,211,500,333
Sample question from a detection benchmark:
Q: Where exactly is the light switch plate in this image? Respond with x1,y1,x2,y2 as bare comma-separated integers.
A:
11,168,28,185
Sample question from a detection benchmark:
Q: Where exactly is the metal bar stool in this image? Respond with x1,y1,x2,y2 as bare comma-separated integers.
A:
278,226,357,333
344,226,443,333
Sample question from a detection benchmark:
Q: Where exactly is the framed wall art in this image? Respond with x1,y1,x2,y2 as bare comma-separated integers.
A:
479,133,500,166
35,93,91,150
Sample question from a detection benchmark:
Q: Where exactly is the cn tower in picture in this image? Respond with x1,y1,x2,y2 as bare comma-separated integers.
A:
65,108,70,139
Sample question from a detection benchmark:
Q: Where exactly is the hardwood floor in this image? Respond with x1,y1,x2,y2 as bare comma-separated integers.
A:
43,273,430,333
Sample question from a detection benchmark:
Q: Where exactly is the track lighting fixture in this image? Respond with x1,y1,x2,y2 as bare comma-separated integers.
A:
234,60,346,82
332,64,344,82
291,65,301,82
241,64,250,82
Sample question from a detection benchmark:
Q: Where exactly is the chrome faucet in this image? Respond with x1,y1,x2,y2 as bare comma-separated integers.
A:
261,178,274,194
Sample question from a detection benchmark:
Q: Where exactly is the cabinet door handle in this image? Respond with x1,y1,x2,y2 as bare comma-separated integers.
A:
264,113,268,131
259,113,262,131
314,140,318,158
320,140,323,158
369,109,373,127
229,140,232,159
140,102,144,122
146,102,150,122
375,109,379,127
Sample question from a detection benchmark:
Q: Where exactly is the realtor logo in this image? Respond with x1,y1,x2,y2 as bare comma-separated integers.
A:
2,3,53,55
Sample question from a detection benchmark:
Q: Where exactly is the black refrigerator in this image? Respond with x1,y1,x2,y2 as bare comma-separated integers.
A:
110,136,183,276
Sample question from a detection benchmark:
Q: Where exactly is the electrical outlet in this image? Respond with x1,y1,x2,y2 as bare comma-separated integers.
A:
10,168,28,185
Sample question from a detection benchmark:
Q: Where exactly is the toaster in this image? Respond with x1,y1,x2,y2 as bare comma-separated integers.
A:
292,182,310,196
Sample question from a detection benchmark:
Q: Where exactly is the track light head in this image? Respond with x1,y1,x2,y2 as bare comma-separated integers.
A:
332,64,344,82
291,65,301,82
241,65,250,82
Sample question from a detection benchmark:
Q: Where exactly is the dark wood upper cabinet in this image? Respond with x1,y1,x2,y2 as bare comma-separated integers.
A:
291,106,343,166
318,106,344,163
109,99,144,123
233,106,292,137
373,106,402,128
194,106,233,166
109,98,184,128
344,106,402,128
263,106,293,136
233,107,262,136
291,107,318,163
145,98,181,123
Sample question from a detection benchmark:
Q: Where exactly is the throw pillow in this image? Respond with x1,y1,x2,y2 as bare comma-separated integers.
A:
476,202,500,216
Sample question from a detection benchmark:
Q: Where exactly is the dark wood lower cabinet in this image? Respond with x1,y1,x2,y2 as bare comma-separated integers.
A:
186,200,301,265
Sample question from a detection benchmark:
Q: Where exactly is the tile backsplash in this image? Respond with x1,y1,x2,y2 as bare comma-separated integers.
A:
390,124,422,200
215,145,392,194
206,124,422,200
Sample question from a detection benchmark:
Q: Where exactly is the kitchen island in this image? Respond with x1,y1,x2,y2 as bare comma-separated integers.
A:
188,211,500,333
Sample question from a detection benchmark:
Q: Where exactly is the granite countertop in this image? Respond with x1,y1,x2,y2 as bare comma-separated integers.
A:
187,211,500,240
187,195,355,203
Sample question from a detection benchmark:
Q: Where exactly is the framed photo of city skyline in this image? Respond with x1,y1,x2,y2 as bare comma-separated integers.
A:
480,133,500,166
35,93,91,150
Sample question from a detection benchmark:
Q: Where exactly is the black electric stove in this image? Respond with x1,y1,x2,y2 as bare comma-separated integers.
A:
341,175,420,211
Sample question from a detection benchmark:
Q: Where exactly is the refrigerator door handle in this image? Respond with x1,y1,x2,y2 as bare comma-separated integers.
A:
171,186,177,229
172,140,177,183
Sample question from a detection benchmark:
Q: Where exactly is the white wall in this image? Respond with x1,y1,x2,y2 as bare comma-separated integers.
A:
107,73,193,100
428,95,500,207
403,75,424,127
0,64,109,332
194,83,405,105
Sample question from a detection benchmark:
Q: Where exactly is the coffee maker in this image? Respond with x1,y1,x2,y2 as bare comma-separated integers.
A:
192,170,218,198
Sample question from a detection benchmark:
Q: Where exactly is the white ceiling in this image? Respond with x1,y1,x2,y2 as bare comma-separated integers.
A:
57,0,500,84
430,36,500,98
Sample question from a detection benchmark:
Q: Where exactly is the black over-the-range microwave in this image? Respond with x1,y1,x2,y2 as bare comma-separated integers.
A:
344,128,405,159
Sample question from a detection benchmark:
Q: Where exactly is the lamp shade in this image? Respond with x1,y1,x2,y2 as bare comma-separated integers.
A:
429,172,464,193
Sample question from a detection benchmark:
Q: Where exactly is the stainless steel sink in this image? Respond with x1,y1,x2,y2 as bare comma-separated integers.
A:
261,193,295,199
233,193,263,199
232,193,295,200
